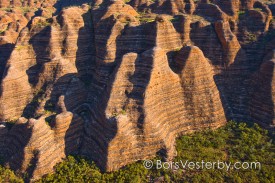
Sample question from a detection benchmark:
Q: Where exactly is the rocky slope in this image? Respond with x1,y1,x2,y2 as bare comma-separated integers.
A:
0,0,274,180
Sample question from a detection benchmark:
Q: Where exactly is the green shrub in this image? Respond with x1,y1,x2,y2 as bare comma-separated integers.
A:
136,11,155,23
0,7,12,12
0,29,6,34
253,8,262,12
15,45,31,51
35,21,51,28
246,32,258,42
139,17,155,23
20,6,31,13
0,166,23,183
238,11,246,16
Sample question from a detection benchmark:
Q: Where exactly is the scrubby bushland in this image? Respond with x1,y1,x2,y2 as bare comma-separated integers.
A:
0,166,23,183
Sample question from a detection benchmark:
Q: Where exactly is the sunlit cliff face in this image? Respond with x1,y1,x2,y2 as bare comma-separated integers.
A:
0,0,274,180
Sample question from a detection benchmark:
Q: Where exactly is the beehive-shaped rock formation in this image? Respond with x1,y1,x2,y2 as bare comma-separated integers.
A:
0,0,274,180
3,98,84,180
0,7,90,120
176,46,226,126
250,50,275,129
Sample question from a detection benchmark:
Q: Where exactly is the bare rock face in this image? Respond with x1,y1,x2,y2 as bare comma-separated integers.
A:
102,0,139,20
176,46,226,127
250,50,275,129
154,16,182,50
0,0,10,7
240,0,255,10
215,20,242,67
0,12,28,43
190,20,224,67
213,0,240,17
0,0,56,8
153,0,196,15
5,111,84,180
0,124,8,157
0,0,274,180
84,47,225,171
102,49,184,170
0,0,57,85
195,3,228,21
245,2,272,32
0,7,89,120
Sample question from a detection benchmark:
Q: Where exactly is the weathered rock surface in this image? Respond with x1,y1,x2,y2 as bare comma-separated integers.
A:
0,0,274,180
250,50,275,129
215,20,242,67
5,111,84,180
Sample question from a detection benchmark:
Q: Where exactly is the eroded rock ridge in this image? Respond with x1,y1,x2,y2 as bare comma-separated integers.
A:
0,0,274,180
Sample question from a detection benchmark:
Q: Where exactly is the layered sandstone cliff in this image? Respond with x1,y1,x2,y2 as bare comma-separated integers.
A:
0,0,274,180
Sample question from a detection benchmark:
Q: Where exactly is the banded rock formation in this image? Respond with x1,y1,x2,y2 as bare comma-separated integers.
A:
250,50,275,129
3,98,84,180
0,0,274,180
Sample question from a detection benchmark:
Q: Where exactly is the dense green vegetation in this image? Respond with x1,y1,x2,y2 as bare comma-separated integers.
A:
0,166,23,183
1,121,274,182
174,122,275,183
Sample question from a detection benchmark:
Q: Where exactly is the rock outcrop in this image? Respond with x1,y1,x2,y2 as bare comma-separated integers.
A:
0,0,274,180
215,20,242,67
176,46,226,126
4,111,84,180
250,50,275,129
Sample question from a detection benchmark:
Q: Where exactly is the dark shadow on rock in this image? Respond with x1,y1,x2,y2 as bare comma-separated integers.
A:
0,43,13,95
111,20,156,130
25,150,39,181
47,73,77,104
21,26,52,118
70,16,156,171
0,43,15,84
189,21,238,121
166,50,181,73
27,26,51,87
76,11,96,79
249,52,275,129
26,64,43,86
127,53,152,129
156,148,168,161
5,121,33,180
190,22,224,66
269,4,275,15
22,83,48,119
213,47,259,123
42,10,120,171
